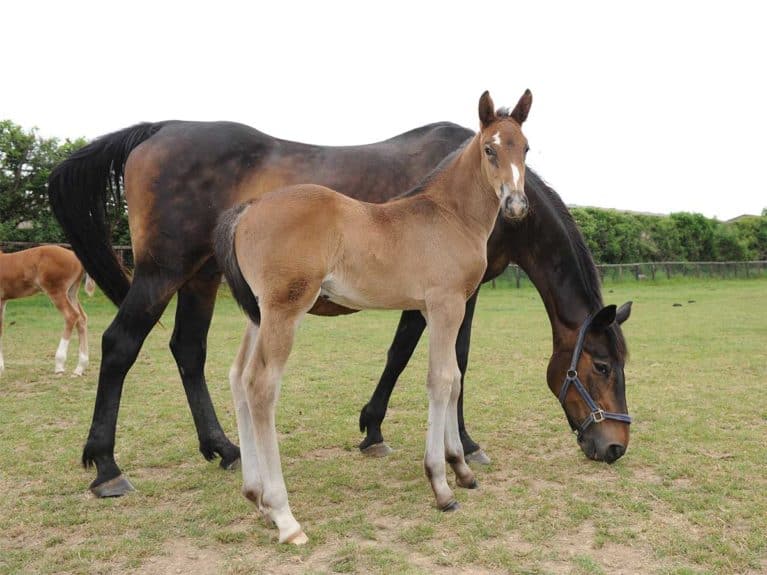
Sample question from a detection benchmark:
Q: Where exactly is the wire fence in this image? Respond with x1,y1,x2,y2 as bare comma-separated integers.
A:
2,241,766,287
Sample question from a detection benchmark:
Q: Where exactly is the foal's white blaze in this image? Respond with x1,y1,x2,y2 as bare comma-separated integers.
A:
511,162,522,190
492,131,501,146
55,337,69,373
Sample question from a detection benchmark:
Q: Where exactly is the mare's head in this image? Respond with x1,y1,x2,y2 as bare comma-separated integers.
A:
478,90,532,221
547,303,633,463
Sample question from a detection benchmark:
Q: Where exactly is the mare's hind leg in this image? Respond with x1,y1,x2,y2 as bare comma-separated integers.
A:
83,271,176,497
169,258,240,469
47,289,80,374
68,281,89,376
0,299,5,375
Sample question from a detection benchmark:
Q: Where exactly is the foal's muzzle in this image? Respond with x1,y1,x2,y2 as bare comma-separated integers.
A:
501,191,528,220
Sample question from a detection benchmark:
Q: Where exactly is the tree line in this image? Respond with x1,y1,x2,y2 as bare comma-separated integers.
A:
2,120,766,263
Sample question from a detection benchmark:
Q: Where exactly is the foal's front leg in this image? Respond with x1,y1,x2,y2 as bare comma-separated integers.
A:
423,297,476,511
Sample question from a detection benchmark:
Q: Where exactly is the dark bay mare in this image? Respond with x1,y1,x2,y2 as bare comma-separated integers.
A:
49,107,632,498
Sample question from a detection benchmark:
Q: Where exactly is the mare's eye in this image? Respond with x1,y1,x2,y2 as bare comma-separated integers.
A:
484,145,496,157
593,362,610,377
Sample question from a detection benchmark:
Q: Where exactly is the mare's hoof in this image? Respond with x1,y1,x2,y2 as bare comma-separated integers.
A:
465,449,491,465
283,530,308,545
90,474,135,498
441,500,460,512
360,442,393,458
220,456,241,471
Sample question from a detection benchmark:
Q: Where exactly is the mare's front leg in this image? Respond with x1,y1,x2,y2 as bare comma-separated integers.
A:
423,297,476,511
455,289,491,464
82,271,175,497
170,260,240,469
358,310,426,455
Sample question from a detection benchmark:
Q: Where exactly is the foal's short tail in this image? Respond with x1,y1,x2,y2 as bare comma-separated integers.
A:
213,201,262,325
84,274,96,297
48,122,167,307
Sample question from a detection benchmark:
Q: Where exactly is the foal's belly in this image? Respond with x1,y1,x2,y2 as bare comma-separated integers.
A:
319,273,423,312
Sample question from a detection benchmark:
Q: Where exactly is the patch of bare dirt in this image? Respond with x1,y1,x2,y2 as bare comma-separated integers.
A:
129,538,221,575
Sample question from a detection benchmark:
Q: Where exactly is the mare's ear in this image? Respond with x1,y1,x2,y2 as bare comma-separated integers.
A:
510,89,533,124
590,305,617,332
479,91,496,129
616,301,632,325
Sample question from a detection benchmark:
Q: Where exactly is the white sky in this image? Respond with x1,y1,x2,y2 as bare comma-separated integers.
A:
2,1,765,220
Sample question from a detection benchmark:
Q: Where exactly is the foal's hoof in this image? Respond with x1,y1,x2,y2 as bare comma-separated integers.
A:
282,530,308,545
441,500,460,512
465,449,491,465
458,477,479,489
360,442,393,458
90,474,135,498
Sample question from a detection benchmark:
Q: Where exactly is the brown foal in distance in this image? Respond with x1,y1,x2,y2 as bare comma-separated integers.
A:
214,90,532,544
0,245,94,376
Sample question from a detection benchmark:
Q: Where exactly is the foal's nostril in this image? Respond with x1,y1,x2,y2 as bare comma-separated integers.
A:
604,443,626,464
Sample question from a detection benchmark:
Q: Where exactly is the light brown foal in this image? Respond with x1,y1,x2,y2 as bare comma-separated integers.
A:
214,90,533,544
0,245,94,376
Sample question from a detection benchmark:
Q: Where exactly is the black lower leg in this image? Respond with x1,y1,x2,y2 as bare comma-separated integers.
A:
170,264,239,468
359,310,426,450
455,290,481,455
83,278,171,493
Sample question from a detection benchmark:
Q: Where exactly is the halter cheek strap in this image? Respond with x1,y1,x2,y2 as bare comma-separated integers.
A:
558,312,632,438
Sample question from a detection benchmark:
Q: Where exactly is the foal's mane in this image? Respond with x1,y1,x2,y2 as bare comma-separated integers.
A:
397,137,473,200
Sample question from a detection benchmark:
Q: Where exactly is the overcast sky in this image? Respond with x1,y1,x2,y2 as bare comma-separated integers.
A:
3,1,765,220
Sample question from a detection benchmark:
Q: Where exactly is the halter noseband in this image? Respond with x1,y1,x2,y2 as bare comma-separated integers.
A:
558,312,632,438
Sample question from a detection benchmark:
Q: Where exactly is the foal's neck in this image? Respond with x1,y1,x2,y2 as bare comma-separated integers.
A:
424,136,499,240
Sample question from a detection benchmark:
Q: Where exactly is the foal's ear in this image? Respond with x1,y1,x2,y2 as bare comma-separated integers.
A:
510,89,533,125
615,301,632,325
479,91,496,129
590,305,617,332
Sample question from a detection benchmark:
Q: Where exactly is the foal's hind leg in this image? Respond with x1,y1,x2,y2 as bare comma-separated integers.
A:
47,288,81,374
241,307,307,544
170,260,240,469
68,281,89,376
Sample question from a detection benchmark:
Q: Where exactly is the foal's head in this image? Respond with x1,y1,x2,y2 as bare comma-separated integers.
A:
478,90,532,221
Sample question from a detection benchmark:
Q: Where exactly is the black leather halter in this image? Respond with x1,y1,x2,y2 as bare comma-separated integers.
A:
558,312,632,438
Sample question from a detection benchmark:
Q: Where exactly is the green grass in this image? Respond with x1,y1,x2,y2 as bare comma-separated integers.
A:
0,278,765,574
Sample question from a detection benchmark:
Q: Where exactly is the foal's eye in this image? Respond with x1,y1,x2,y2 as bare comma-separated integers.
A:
593,362,610,377
484,145,496,157
525,144,530,155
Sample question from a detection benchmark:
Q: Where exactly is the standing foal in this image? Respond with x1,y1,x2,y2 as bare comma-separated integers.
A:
0,245,93,376
214,90,533,544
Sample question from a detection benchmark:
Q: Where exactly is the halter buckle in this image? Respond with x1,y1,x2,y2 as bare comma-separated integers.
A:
592,409,605,423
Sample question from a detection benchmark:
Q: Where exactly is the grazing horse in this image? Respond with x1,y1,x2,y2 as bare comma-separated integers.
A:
214,90,532,544
48,94,631,499
0,245,94,376
358,172,634,464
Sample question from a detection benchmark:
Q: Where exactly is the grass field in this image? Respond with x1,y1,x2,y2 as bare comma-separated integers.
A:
0,278,765,574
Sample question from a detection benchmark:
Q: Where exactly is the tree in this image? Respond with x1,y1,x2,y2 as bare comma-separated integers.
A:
0,120,87,243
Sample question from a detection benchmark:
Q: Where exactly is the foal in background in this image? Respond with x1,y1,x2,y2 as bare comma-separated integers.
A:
214,90,532,543
0,245,94,376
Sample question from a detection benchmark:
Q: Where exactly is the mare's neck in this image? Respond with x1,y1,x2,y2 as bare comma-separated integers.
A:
507,185,603,352
424,136,500,240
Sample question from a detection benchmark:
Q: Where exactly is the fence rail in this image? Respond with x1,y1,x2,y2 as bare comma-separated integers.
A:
2,241,766,287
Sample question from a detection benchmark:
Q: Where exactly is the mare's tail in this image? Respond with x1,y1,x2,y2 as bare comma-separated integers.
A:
48,122,167,306
213,201,262,325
